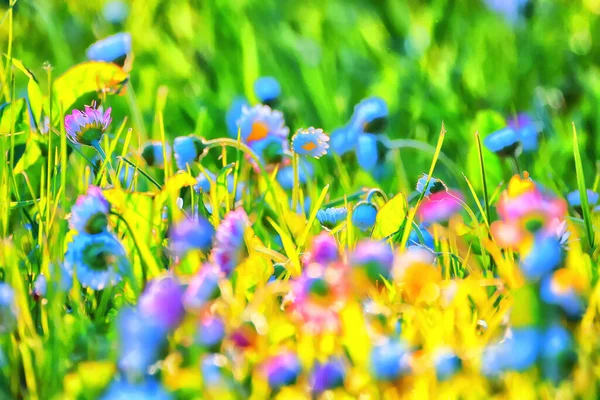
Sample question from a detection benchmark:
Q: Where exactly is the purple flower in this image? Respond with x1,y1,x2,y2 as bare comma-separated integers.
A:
170,216,215,257
263,352,302,390
183,264,222,312
0,283,17,334
311,358,345,393
197,315,226,350
350,240,394,283
64,103,112,146
210,208,250,275
138,276,185,331
305,232,339,265
69,186,110,234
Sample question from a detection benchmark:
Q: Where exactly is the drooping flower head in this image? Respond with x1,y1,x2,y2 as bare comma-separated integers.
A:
141,141,172,168
237,105,289,165
416,174,448,197
417,189,463,224
86,32,132,63
138,276,185,331
316,207,347,231
64,232,129,290
0,283,17,334
352,202,378,231
170,216,215,257
211,208,250,275
65,103,112,146
69,185,110,234
407,224,435,251
292,127,329,158
183,264,222,312
349,96,388,134
483,127,520,157
173,135,206,170
262,352,302,390
254,76,281,105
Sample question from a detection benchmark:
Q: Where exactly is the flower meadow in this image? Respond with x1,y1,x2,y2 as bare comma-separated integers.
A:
3,1,600,399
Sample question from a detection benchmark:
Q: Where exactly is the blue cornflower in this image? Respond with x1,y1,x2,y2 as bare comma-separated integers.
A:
263,352,302,390
483,127,521,157
350,240,395,283
237,105,289,164
142,141,172,169
434,349,462,381
254,76,281,104
173,135,206,170
276,159,313,190
520,234,562,281
116,307,168,379
0,283,17,334
226,96,250,137
408,224,435,251
540,324,576,384
69,185,110,234
316,207,348,230
371,340,411,381
352,202,378,231
311,358,346,394
197,315,226,350
170,216,215,257
292,127,329,158
416,174,447,197
86,32,132,63
356,133,378,171
64,232,129,290
567,189,599,208
349,96,388,134
101,378,172,400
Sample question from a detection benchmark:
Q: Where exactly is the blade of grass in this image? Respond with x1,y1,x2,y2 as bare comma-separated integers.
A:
572,122,595,249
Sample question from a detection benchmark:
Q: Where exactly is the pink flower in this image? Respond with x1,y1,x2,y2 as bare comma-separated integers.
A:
64,102,112,146
417,190,463,224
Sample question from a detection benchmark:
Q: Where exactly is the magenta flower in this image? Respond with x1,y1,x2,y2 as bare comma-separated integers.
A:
210,208,250,275
64,102,112,146
302,232,339,266
417,189,463,224
138,276,185,331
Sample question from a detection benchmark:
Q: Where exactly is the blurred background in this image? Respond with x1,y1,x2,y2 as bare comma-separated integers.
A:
2,0,600,191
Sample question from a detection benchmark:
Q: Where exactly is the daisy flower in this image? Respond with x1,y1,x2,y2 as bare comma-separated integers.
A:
64,103,112,146
316,207,347,230
64,232,129,290
69,185,110,234
292,127,329,158
236,104,289,164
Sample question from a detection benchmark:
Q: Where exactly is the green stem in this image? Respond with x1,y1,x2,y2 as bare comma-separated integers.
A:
117,156,162,190
110,211,146,292
322,189,369,208
92,140,115,185
291,152,299,211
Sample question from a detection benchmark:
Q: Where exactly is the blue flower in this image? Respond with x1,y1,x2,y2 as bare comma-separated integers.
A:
210,208,250,275
371,340,411,381
540,271,585,319
69,186,110,234
352,202,378,231
170,216,215,257
408,224,435,251
226,96,250,137
138,277,185,331
118,163,137,189
540,324,576,384
329,125,359,156
33,274,47,299
292,127,329,158
567,189,599,208
201,354,230,386
311,358,346,394
183,264,222,312
508,113,539,152
520,235,562,281
237,105,289,164
101,378,172,400
103,1,128,24
485,0,527,24
349,97,388,134
197,316,226,350
416,174,447,197
263,352,302,390
350,240,395,283
434,349,462,381
356,133,378,171
316,207,348,230
0,283,17,334
173,135,205,170
142,141,172,169
504,327,541,371
86,32,132,62
64,232,129,290
254,76,281,104
116,307,168,379
483,127,520,157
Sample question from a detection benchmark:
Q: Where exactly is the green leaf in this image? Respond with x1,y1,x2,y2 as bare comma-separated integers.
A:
0,99,28,133
13,140,42,174
372,192,407,240
573,123,595,249
53,61,129,113
11,58,43,126
467,110,506,191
